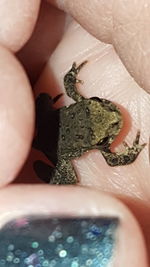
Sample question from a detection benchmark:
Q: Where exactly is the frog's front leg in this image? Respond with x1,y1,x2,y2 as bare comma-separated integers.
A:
50,159,78,185
100,131,146,166
64,61,87,102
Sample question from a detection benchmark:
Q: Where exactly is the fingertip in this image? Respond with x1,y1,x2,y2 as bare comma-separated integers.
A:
0,45,34,186
0,0,41,51
0,185,148,267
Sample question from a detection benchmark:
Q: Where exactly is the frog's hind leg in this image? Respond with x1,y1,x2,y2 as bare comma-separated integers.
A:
64,61,87,102
34,159,78,185
101,131,146,166
50,159,78,185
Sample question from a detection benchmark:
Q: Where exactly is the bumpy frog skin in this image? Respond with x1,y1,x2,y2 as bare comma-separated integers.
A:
33,61,146,184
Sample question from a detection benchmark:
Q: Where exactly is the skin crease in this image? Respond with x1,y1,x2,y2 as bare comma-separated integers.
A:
48,0,150,94
0,0,149,266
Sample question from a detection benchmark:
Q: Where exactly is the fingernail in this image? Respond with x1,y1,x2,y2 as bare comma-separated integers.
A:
0,216,119,267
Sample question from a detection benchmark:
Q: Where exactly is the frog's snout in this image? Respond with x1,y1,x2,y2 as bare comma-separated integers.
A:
110,119,122,135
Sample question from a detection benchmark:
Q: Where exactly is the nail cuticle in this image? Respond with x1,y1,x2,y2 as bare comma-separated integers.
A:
0,216,119,267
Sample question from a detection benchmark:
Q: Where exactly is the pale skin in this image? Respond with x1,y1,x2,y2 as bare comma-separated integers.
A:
0,1,150,266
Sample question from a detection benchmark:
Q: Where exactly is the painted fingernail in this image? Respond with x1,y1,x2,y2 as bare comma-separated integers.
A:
0,216,119,267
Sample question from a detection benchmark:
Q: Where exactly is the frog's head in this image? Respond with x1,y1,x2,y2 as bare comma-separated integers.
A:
89,98,123,147
102,109,123,146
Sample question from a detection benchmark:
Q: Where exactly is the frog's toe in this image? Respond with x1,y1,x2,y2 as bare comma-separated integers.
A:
133,130,140,145
71,61,88,74
76,60,88,73
124,142,146,158
72,62,77,69
64,61,88,102
101,131,146,166
121,131,146,163
123,131,146,153
76,79,83,84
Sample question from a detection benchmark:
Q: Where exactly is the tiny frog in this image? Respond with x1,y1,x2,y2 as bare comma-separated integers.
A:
33,61,146,184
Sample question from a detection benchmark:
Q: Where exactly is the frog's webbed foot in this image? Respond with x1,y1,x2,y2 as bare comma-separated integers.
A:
101,131,146,166
50,159,78,185
64,61,88,102
33,160,54,183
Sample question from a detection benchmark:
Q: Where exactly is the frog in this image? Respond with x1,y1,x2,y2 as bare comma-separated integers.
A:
33,61,146,184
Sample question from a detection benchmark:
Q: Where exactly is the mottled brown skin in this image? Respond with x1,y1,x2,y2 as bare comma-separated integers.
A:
33,61,146,184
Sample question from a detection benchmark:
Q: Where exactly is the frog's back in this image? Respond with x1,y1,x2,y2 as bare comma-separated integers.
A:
58,98,122,156
59,100,93,151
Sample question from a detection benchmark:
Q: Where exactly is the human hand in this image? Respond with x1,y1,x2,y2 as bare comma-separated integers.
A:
0,1,149,266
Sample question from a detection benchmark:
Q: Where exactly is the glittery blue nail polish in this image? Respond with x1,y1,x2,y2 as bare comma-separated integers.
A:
0,216,119,267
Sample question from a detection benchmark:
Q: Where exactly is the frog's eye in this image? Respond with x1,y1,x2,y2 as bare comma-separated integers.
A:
90,97,110,105
90,97,103,104
98,136,109,146
112,122,120,127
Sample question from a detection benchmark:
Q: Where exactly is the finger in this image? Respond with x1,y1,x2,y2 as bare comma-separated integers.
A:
0,45,34,186
0,185,148,267
48,0,150,94
17,1,66,85
0,0,41,52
